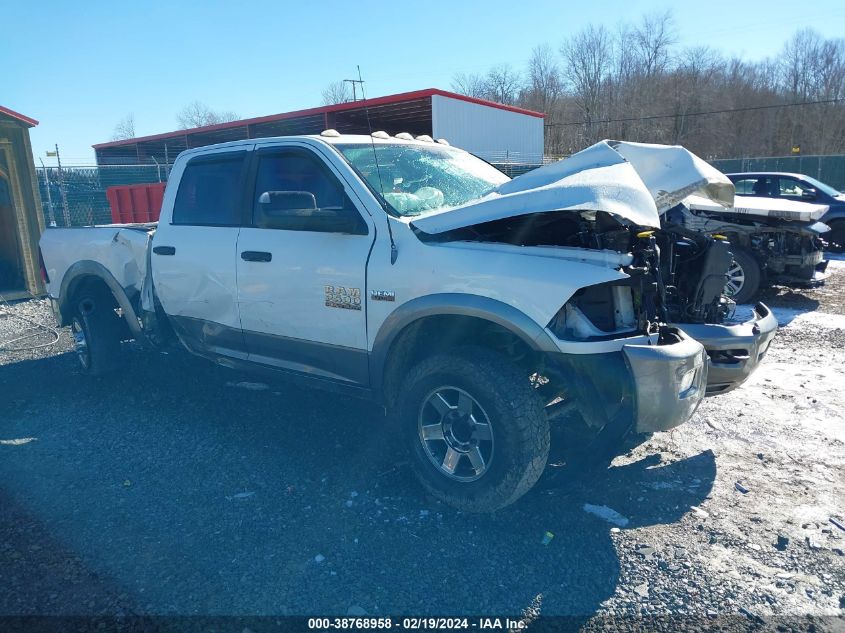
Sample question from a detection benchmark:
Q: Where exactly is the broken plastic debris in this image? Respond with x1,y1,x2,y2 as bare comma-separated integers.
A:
830,517,845,533
541,531,554,545
734,482,750,494
314,554,325,563
583,504,630,527
690,506,709,519
0,437,37,446
227,491,255,500
123,480,132,487
225,381,269,391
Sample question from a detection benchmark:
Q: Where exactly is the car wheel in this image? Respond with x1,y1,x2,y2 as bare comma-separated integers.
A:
724,248,761,304
71,290,122,376
399,346,549,512
826,220,845,254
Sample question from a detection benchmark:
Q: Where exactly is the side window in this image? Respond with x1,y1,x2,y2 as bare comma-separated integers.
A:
732,179,757,195
778,177,811,199
172,153,245,225
252,150,367,234
738,176,775,197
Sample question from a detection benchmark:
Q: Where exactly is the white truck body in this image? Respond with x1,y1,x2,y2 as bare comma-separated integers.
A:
39,135,777,509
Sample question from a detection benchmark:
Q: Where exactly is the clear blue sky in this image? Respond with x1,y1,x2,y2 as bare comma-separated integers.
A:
4,0,844,165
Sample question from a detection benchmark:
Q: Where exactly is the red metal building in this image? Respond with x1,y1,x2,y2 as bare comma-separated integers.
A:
93,88,545,167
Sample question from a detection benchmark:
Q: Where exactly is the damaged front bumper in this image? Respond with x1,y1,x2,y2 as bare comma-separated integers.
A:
675,302,777,397
622,328,709,433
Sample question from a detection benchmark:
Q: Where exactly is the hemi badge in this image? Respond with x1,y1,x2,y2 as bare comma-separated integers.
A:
370,290,395,302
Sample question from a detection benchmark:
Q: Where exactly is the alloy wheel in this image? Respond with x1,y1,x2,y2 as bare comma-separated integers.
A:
724,260,746,298
417,386,495,482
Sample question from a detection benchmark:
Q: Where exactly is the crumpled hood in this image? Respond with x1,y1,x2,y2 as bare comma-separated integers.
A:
411,140,734,234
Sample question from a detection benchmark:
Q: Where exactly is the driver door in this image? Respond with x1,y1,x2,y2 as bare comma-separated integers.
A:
236,145,375,385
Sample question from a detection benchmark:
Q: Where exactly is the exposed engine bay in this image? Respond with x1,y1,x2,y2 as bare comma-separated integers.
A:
423,209,736,339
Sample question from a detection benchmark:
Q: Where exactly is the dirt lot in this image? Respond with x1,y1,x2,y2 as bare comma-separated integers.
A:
1,263,844,630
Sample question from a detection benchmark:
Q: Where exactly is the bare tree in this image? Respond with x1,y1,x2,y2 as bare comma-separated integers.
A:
523,45,562,112
561,25,613,143
111,114,136,141
632,10,676,78
451,72,489,99
483,64,522,105
322,81,352,105
176,101,240,129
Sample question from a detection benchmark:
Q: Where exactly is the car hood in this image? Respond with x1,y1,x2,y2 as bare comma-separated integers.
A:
685,193,829,222
411,140,734,234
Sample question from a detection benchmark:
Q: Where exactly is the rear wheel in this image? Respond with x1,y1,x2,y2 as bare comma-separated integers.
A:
826,219,845,254
724,248,761,304
71,290,122,375
399,346,549,512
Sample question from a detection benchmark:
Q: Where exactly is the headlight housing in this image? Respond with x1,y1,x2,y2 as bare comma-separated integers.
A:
548,280,641,341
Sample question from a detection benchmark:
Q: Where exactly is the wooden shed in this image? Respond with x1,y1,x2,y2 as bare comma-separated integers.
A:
0,106,45,299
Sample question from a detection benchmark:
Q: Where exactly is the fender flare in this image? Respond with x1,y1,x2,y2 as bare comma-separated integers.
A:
822,208,845,225
58,260,145,340
369,293,559,396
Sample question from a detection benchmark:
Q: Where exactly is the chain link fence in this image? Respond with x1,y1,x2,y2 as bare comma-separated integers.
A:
36,165,166,227
710,154,845,190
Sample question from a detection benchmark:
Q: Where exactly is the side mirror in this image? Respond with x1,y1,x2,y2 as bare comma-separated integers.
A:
257,190,361,233
801,188,817,200
258,190,317,212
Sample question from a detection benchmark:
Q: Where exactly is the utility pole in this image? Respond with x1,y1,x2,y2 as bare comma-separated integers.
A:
38,158,57,227
343,77,365,102
46,145,70,225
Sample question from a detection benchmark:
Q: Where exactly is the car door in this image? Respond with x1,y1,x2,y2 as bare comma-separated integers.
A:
151,149,250,359
236,143,375,385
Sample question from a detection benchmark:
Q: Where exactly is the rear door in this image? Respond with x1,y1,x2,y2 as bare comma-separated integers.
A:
236,143,375,385
151,148,250,358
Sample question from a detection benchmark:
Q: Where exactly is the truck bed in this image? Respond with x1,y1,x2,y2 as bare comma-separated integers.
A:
40,224,156,299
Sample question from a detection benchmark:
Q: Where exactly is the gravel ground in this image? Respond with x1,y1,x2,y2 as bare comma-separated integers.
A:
1,263,844,629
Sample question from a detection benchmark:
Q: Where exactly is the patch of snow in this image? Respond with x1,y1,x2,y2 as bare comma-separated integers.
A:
583,503,630,527
225,381,269,391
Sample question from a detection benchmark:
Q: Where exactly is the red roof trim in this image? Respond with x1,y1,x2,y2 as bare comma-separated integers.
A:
0,105,39,127
93,88,544,150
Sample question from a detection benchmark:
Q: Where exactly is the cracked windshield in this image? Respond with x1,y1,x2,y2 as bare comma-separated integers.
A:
337,143,509,216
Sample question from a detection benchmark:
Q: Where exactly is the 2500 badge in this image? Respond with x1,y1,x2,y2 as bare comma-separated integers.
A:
325,285,362,311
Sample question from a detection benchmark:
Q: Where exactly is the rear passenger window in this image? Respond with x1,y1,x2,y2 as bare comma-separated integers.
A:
172,154,245,225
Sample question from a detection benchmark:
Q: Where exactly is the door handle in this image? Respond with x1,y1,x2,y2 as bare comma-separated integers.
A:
153,245,176,256
241,251,272,262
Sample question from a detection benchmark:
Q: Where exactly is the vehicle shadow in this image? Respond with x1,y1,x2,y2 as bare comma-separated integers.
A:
753,287,821,326
0,348,715,619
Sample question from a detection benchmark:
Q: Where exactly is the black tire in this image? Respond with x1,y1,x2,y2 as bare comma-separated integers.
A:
398,346,549,512
70,289,122,376
725,248,761,304
826,219,845,254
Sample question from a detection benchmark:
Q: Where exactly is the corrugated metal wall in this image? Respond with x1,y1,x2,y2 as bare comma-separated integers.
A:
431,95,544,164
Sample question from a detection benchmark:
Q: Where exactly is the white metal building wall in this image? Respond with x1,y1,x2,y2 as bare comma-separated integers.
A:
430,94,544,164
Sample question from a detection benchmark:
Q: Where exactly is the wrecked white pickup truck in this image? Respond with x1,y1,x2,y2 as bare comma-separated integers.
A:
39,135,776,511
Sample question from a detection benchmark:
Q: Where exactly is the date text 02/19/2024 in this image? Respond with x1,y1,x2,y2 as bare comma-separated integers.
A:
307,617,526,630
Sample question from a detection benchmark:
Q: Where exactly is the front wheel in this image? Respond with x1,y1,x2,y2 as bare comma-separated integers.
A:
399,347,549,512
724,248,761,304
